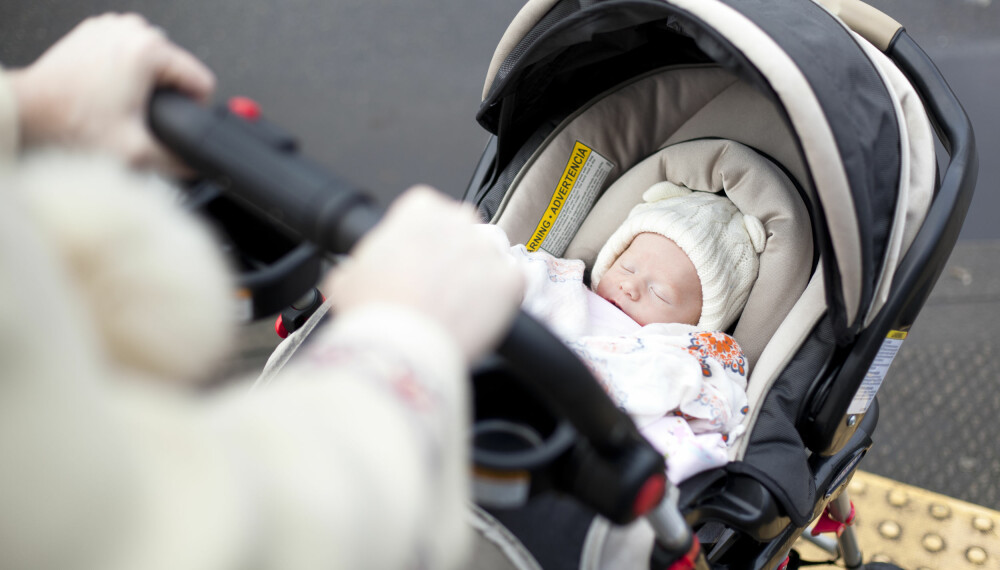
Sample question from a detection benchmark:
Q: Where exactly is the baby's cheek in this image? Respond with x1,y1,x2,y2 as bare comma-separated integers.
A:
626,306,649,326
682,304,701,326
594,280,612,301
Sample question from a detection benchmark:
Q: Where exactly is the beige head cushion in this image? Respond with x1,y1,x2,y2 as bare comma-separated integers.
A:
565,139,813,367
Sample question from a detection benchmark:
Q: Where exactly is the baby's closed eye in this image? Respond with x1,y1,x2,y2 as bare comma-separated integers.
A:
650,286,670,303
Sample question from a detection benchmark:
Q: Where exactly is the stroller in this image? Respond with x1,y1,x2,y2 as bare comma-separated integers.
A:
149,0,977,567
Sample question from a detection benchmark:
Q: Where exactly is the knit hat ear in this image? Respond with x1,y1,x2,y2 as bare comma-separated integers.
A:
642,180,691,202
744,214,767,254
591,182,767,331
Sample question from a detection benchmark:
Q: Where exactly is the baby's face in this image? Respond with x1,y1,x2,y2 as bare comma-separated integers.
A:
595,232,702,326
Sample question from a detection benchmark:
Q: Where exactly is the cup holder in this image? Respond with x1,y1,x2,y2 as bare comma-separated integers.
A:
471,363,576,507
474,419,546,453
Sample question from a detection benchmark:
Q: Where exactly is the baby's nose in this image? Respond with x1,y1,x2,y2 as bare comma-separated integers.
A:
621,279,639,299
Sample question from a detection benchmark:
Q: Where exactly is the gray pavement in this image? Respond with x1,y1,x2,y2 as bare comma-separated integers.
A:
863,241,1000,509
2,0,999,512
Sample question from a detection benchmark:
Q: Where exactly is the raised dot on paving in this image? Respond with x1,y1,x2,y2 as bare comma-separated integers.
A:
878,520,902,539
921,533,945,552
972,516,994,532
929,503,951,520
887,488,909,507
966,546,988,565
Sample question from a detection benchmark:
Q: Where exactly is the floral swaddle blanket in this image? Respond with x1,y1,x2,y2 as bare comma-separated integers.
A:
508,239,749,483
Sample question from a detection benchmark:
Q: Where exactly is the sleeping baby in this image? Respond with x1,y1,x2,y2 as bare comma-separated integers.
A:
505,180,766,483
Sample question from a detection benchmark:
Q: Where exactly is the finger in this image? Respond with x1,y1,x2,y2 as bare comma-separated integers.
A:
112,13,216,101
152,42,217,102
389,185,447,214
115,12,153,27
395,185,480,229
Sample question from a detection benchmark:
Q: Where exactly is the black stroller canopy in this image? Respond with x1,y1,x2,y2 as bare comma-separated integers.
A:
478,0,903,343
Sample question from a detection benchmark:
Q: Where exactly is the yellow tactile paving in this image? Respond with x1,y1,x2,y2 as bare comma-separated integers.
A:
794,471,1000,569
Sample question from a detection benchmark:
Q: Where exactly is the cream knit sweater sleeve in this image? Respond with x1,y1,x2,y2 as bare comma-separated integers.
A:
0,68,470,570
103,307,470,570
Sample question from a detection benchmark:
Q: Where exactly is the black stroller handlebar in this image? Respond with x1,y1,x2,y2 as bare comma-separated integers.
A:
148,90,672,527
149,91,384,253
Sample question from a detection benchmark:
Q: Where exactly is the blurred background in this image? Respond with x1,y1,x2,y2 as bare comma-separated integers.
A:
2,0,998,509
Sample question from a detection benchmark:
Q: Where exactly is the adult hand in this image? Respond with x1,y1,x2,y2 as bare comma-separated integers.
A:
325,186,523,365
8,13,215,175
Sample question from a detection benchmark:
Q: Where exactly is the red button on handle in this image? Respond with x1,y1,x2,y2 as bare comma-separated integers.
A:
274,315,289,339
228,96,261,121
633,472,667,517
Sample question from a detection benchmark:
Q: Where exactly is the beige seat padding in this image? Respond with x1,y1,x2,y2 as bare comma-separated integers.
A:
565,139,813,368
493,66,747,240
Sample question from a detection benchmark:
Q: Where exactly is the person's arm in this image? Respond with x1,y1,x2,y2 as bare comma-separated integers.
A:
0,288,468,570
78,304,472,570
0,185,520,570
208,188,519,569
209,305,471,569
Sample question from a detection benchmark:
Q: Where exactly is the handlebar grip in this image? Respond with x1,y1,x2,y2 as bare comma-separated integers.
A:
149,90,383,254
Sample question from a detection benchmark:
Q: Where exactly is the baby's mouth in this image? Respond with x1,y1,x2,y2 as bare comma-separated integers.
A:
598,291,628,315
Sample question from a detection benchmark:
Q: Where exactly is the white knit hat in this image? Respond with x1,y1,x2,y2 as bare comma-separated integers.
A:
591,181,767,331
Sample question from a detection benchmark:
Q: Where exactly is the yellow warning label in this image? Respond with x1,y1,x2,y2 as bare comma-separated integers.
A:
527,141,591,252
886,330,908,340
